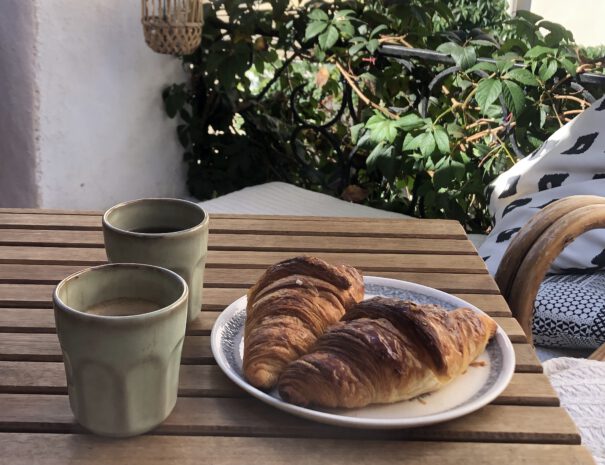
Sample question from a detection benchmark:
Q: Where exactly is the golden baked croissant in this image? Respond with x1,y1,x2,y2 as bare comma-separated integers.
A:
243,256,364,390
278,296,497,408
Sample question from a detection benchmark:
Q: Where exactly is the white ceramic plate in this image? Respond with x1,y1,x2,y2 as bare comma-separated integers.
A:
210,276,515,429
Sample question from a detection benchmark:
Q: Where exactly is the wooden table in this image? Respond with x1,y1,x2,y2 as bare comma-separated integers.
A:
0,209,595,465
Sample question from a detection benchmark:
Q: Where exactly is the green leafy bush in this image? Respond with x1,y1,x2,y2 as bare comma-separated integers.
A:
163,0,603,232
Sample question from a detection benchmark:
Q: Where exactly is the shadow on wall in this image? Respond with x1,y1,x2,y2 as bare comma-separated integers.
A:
0,0,37,207
0,0,189,210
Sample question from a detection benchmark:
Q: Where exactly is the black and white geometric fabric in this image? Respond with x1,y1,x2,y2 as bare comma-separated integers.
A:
533,273,605,349
477,96,605,349
478,96,605,275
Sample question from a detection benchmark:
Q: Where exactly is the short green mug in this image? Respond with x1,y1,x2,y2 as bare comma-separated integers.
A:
53,263,188,437
102,198,209,323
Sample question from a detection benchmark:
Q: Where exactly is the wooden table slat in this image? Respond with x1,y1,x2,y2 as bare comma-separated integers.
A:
0,308,525,342
0,395,579,444
0,434,595,465
0,213,468,238
0,362,558,406
0,333,541,372
0,264,501,294
0,246,488,274
0,230,479,254
0,284,511,316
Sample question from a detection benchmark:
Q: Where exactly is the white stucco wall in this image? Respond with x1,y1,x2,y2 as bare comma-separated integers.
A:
511,0,605,46
2,0,188,210
34,0,188,210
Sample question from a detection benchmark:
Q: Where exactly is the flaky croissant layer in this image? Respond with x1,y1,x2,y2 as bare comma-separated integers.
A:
243,256,364,389
278,296,497,408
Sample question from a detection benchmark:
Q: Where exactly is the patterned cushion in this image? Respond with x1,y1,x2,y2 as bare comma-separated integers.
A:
478,96,605,275
533,273,605,349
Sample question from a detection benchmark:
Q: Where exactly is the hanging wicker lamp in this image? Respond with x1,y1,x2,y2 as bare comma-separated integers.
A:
141,0,204,56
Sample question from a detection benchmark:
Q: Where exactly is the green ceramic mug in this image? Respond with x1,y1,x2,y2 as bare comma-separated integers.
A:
102,198,209,323
53,263,188,437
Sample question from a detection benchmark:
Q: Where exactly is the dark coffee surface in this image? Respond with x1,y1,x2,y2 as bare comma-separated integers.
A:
130,226,183,234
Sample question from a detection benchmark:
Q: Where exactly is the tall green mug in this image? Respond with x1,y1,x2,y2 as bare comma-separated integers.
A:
102,198,209,323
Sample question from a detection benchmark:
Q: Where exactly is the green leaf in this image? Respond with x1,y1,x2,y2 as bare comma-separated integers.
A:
366,142,386,172
318,25,339,50
516,10,543,24
394,114,424,131
350,123,364,145
525,45,555,59
559,57,577,76
495,59,516,73
437,43,477,70
335,20,354,38
365,114,399,143
334,9,355,18
308,9,329,21
538,59,558,81
470,39,497,48
366,142,398,180
436,42,461,55
434,160,465,189
501,80,525,117
475,79,503,113
305,21,328,40
504,68,539,86
446,123,464,139
370,24,388,38
177,124,189,148
366,39,379,53
163,85,188,118
402,133,416,151
467,61,497,74
433,126,450,154
418,132,436,157
349,42,367,55
539,104,548,128
500,38,528,54
455,47,477,70
538,20,567,34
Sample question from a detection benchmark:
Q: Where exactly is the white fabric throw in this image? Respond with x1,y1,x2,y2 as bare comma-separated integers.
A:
479,97,605,275
543,357,605,465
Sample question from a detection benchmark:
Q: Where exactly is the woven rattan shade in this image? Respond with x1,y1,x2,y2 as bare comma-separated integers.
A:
142,0,203,55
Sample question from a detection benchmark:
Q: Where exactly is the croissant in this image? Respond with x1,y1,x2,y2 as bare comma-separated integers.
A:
243,256,364,390
278,296,497,408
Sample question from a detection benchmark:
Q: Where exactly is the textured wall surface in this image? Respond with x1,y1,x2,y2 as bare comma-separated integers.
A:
514,0,605,46
34,0,188,209
0,0,38,207
0,1,188,209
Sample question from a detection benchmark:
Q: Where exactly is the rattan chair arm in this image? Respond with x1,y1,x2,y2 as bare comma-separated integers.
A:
495,195,605,300
503,204,605,346
589,344,605,361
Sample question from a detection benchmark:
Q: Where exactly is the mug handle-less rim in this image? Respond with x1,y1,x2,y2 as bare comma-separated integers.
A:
53,263,189,325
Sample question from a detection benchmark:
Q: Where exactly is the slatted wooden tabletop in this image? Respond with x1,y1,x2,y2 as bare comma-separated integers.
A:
0,209,595,465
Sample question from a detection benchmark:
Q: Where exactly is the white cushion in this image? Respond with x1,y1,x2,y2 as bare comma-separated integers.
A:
197,182,410,218
543,357,605,465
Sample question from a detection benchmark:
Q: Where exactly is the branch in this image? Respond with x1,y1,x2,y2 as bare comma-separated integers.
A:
553,94,590,108
332,59,400,120
464,121,516,143
465,118,498,130
378,35,413,48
